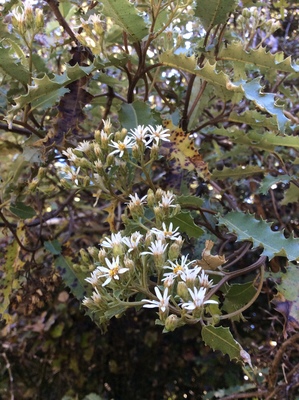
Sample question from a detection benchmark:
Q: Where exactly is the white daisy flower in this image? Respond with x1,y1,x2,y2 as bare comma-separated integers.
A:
109,136,133,157
127,193,147,206
85,270,101,287
163,255,195,279
198,270,214,289
97,256,129,287
101,232,123,249
181,287,218,311
141,239,168,257
159,191,176,208
151,222,181,240
142,286,170,312
129,125,151,147
148,125,170,144
75,140,92,152
122,231,143,252
181,265,202,286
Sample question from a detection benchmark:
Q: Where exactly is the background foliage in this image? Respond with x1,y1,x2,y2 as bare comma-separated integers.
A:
0,0,299,399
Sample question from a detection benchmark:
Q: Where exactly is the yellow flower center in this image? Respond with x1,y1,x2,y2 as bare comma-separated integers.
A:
109,267,119,277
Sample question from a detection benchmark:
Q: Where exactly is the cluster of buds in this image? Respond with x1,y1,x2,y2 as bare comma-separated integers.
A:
61,120,171,205
81,189,218,331
77,14,106,55
11,1,44,38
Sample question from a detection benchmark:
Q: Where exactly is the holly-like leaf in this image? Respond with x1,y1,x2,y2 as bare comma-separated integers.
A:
7,63,95,118
219,211,299,261
194,0,238,31
219,42,299,74
0,42,30,85
201,325,244,362
167,212,204,238
98,0,148,41
237,78,289,133
9,202,36,219
281,182,299,205
211,127,299,152
258,174,292,195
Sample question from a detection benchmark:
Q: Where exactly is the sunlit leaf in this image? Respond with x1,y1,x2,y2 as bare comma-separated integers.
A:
219,211,299,261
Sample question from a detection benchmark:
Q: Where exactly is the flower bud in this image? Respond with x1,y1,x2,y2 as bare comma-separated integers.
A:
80,249,90,264
177,281,189,301
87,246,99,259
35,8,44,30
147,189,155,207
164,314,180,332
168,242,181,261
98,249,107,264
123,255,135,271
150,143,159,160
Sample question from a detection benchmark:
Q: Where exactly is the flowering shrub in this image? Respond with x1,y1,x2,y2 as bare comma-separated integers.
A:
62,122,219,332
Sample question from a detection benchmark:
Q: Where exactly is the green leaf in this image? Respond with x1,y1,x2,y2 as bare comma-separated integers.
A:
258,174,292,195
281,182,299,205
0,42,30,85
54,255,87,301
229,110,278,131
219,211,299,261
222,282,257,321
211,127,299,152
44,240,62,255
167,212,204,238
176,195,204,209
212,165,265,180
8,63,95,117
237,78,289,132
194,0,238,31
9,202,36,219
98,0,148,41
119,100,160,130
219,42,299,74
275,264,299,301
201,325,243,362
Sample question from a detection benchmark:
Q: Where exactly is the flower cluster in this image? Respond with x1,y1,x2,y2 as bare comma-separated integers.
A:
60,121,170,206
81,189,218,331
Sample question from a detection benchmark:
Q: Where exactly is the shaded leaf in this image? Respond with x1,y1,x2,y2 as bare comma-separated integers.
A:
212,165,265,180
54,255,87,301
44,240,62,255
281,182,299,205
222,282,256,321
9,202,36,219
258,174,292,195
201,325,243,362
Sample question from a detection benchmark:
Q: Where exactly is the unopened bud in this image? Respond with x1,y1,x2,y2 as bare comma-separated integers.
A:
164,314,180,331
147,189,155,207
177,281,189,301
80,249,90,264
